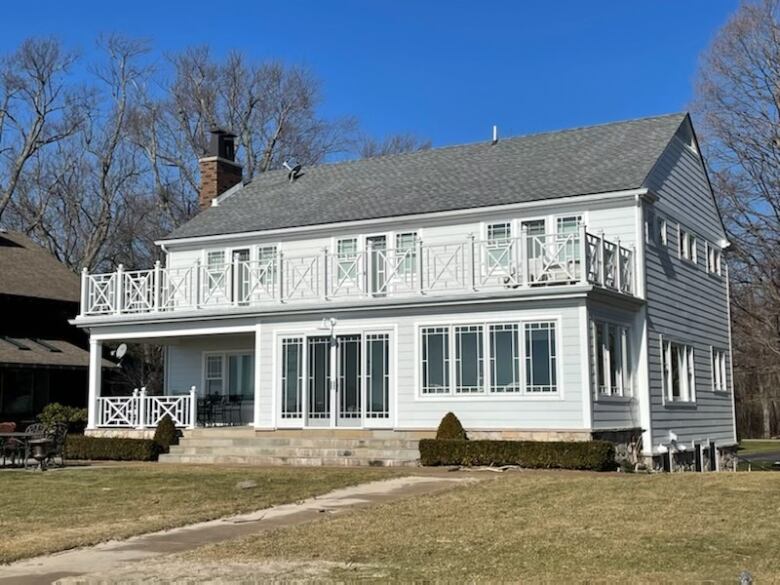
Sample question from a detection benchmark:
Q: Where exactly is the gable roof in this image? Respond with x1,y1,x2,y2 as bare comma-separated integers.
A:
167,112,688,241
0,231,80,303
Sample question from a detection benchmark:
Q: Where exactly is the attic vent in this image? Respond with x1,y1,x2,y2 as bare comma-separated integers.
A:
282,160,302,182
2,336,31,350
32,339,63,353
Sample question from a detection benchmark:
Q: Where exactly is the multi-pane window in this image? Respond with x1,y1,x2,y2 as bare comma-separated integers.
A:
395,232,417,275
556,216,581,264
337,238,359,282
455,325,484,393
486,222,512,272
281,338,303,418
591,321,632,397
525,322,557,393
712,348,728,392
661,339,695,402
205,355,224,395
257,245,278,286
419,321,557,396
489,324,521,393
707,243,722,275
366,333,390,418
421,327,450,394
205,250,226,296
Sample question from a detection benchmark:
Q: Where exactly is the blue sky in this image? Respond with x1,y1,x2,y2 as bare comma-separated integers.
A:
1,1,737,147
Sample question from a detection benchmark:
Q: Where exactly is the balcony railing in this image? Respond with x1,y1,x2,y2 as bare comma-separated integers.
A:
80,227,635,317
96,388,196,428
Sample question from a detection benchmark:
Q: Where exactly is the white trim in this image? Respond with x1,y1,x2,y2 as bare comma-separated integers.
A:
156,188,648,246
579,304,592,428
254,324,262,429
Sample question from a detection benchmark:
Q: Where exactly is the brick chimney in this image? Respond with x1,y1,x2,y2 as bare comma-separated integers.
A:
198,128,243,210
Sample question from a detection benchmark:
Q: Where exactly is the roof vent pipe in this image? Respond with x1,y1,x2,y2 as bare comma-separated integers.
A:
492,125,498,145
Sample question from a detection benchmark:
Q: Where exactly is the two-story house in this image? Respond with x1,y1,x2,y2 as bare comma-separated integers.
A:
73,113,736,469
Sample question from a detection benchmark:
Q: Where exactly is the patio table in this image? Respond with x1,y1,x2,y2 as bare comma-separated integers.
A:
0,431,42,469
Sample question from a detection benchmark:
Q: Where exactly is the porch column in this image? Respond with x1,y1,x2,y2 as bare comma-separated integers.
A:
253,325,262,429
86,338,103,430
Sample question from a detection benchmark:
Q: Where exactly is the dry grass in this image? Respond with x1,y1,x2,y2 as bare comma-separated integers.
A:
194,470,780,583
0,463,400,563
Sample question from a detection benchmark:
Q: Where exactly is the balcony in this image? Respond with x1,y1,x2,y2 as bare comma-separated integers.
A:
79,228,635,318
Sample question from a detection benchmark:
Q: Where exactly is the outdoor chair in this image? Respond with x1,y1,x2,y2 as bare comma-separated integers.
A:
46,422,69,468
0,422,17,466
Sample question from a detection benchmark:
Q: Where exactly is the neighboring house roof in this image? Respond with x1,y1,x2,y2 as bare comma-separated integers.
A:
167,112,688,240
0,231,80,303
0,337,113,368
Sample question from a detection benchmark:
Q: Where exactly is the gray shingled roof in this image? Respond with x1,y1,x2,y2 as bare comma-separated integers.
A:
167,113,687,240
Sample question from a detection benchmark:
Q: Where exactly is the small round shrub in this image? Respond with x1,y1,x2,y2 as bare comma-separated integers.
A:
38,403,88,434
153,414,179,453
436,412,467,440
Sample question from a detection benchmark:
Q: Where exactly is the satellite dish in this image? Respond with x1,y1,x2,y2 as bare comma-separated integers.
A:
114,343,127,360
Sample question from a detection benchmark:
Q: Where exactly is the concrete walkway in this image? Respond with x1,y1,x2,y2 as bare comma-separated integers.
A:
0,472,476,585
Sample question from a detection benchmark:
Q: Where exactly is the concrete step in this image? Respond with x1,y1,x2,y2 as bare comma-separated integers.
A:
176,437,421,450
158,453,419,467
168,445,420,459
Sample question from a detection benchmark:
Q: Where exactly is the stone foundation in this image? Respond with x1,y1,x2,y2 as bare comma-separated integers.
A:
85,428,156,439
591,428,643,468
467,430,592,442
648,443,739,472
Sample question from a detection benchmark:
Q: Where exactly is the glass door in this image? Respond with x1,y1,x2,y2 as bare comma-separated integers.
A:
366,235,387,296
336,335,362,426
306,336,331,426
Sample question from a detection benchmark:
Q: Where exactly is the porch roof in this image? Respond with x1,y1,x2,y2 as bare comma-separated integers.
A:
167,113,687,240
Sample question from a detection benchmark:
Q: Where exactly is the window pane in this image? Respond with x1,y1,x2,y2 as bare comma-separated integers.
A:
489,324,520,392
594,322,606,394
525,322,557,392
281,339,303,418
257,245,277,286
337,238,359,281
556,216,580,234
455,325,484,393
366,334,389,417
395,232,417,275
487,223,512,271
671,344,681,399
608,325,621,395
422,327,450,394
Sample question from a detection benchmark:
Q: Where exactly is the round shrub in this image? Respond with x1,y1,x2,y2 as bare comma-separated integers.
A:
153,414,179,453
436,412,467,440
38,403,88,434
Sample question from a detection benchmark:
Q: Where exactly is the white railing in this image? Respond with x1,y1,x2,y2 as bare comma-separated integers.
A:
96,387,197,429
80,226,636,317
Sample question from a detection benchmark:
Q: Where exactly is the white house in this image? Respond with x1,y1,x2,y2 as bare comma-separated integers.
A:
73,113,736,468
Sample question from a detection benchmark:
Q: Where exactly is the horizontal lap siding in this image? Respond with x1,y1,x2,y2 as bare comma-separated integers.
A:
643,135,735,447
165,334,255,394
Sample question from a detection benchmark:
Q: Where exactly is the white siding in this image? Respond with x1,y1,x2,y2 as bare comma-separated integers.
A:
165,334,254,394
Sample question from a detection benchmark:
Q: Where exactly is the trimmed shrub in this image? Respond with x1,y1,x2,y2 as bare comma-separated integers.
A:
419,439,616,471
38,403,88,434
64,436,160,461
435,412,467,441
153,414,180,454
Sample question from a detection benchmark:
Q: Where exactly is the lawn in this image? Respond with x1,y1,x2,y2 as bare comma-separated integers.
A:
738,439,780,456
192,471,780,583
0,464,401,563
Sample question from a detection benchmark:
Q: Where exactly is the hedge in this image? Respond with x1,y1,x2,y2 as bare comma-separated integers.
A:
419,439,616,471
64,436,161,461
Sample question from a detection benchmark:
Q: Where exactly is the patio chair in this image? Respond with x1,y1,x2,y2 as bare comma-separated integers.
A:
46,422,69,468
0,422,17,466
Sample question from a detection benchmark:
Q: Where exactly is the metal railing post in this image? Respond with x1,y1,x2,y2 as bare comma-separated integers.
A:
322,247,329,300
115,264,124,315
80,267,89,316
137,387,147,429
598,232,606,286
578,223,588,283
189,386,197,429
153,260,161,311
615,237,622,292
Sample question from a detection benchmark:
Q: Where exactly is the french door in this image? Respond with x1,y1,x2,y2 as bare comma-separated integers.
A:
366,235,387,296
279,332,391,428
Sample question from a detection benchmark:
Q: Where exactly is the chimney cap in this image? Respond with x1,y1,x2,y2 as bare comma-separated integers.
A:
207,127,237,161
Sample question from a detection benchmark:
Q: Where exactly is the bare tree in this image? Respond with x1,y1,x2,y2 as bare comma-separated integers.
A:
358,132,431,158
0,38,81,222
693,0,780,438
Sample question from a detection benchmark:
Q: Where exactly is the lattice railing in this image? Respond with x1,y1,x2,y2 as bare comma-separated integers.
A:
96,388,196,428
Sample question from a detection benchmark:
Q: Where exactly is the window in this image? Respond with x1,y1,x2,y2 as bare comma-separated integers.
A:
421,327,450,394
337,238,359,282
395,232,417,275
227,354,254,398
661,339,695,402
366,333,390,417
556,216,581,263
591,321,632,397
525,322,557,393
711,348,728,392
679,229,697,263
257,245,278,286
205,355,224,395
657,217,667,247
486,222,512,272
707,243,722,275
490,324,521,392
455,325,484,393
281,338,303,418
556,216,580,234
205,250,226,295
